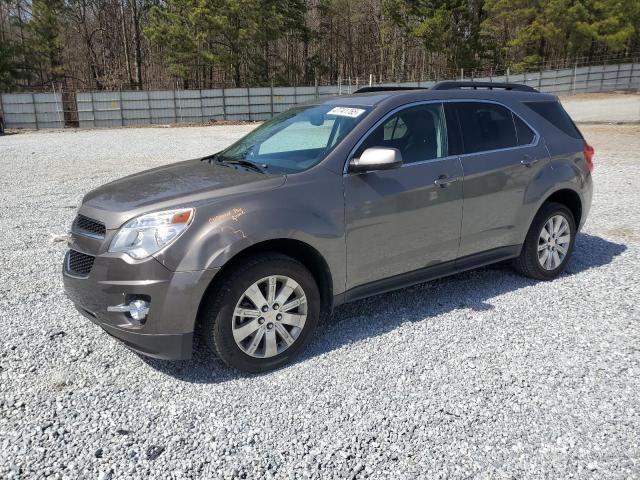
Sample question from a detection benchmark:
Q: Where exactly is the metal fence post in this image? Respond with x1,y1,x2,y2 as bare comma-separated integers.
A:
32,93,39,129
247,87,251,121
0,93,5,128
171,89,177,124
119,90,124,126
199,89,205,124
538,68,542,90
629,61,635,90
176,90,183,123
270,83,274,119
506,67,510,83
615,61,621,90
599,59,607,92
221,88,227,121
52,82,63,128
90,91,96,128
572,63,577,95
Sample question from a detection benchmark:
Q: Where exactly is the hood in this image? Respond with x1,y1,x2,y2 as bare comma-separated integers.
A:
80,158,285,229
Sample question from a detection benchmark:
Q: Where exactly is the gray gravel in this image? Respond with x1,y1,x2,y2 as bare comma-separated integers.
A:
1,124,639,479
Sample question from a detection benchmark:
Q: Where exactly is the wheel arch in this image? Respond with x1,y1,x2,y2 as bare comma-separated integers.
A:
196,238,334,330
541,188,582,227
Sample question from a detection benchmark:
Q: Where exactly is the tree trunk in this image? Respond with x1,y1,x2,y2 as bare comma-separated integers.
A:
120,0,133,87
131,0,143,89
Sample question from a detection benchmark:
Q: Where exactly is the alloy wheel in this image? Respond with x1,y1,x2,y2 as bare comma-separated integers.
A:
537,214,571,270
232,275,308,358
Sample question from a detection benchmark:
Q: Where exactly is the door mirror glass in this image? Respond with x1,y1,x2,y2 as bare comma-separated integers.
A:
349,147,403,173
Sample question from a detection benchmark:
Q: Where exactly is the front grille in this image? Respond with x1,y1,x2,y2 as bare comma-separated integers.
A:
67,250,95,277
73,215,106,238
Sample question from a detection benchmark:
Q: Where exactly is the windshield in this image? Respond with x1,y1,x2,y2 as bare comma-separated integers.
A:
218,104,371,174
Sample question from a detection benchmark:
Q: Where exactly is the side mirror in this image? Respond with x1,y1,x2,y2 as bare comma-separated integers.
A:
349,147,403,173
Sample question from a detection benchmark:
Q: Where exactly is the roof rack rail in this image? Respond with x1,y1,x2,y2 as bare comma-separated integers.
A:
354,86,427,93
431,81,538,92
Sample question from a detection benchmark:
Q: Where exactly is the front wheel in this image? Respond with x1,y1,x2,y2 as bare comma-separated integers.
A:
513,202,576,280
201,254,320,373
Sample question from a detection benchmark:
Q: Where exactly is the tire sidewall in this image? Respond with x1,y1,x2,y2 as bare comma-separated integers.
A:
528,204,576,279
211,258,320,373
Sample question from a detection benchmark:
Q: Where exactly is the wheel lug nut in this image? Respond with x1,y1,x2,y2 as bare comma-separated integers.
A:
267,323,273,329
261,305,268,312
258,317,265,324
276,314,282,321
273,303,279,310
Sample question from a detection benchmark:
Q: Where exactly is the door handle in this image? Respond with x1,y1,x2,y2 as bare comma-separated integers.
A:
521,155,540,167
434,175,459,187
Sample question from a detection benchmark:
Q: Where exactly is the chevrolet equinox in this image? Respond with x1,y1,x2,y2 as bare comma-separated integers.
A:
63,81,594,372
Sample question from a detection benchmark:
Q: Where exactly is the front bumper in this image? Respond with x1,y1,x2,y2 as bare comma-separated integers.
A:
63,250,218,360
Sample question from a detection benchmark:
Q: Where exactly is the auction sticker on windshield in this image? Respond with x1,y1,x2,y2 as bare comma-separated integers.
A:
327,107,366,118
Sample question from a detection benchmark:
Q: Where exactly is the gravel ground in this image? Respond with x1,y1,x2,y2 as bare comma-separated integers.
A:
1,124,639,479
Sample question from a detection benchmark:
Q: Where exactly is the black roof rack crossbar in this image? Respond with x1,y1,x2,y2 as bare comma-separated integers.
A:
431,81,538,92
354,86,427,93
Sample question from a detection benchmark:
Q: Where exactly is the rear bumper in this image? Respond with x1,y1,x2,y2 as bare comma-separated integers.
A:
580,173,593,231
63,250,218,360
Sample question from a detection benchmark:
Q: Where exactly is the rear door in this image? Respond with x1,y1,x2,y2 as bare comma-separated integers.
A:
344,102,464,289
451,101,550,257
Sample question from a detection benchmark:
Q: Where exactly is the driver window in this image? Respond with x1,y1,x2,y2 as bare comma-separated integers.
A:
355,103,448,164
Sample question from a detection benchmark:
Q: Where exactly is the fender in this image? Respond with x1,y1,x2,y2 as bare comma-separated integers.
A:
153,166,348,295
516,147,592,243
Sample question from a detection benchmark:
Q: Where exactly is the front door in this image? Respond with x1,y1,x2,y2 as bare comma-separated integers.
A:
344,102,464,290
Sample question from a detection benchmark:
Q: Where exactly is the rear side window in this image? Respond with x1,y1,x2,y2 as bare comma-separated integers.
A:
513,114,535,145
524,101,583,139
455,103,517,154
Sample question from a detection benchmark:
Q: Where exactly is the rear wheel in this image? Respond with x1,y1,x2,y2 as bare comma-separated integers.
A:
201,254,320,373
513,202,576,280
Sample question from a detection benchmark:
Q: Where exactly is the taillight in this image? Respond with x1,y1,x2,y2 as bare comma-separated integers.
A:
583,143,594,172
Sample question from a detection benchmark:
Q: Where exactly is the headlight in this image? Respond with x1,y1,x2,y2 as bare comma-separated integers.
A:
109,208,194,259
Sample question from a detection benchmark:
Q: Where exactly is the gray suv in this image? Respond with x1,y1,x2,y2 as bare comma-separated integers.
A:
63,82,594,372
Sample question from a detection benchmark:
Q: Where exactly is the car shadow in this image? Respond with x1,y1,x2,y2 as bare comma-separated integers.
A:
140,233,626,383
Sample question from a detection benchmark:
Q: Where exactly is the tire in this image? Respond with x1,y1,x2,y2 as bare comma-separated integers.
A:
513,202,576,281
200,254,320,373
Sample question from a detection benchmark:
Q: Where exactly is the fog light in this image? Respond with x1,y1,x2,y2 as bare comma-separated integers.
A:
108,299,149,321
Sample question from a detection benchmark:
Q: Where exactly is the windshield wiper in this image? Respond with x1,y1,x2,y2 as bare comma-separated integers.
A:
219,159,268,174
201,152,222,163
201,153,267,174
